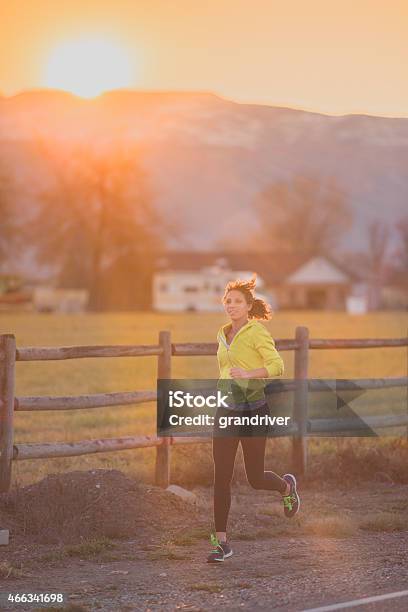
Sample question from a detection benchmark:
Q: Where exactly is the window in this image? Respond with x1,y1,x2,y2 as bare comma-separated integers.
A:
159,283,168,292
184,286,198,293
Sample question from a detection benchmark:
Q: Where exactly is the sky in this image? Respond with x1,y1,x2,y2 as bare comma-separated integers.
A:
0,0,407,116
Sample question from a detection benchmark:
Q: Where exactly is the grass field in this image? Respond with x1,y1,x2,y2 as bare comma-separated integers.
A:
0,310,407,487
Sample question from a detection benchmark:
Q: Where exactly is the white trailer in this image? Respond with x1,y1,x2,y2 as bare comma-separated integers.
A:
153,265,274,312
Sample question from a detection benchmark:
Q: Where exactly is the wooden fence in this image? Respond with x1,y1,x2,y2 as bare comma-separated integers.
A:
0,328,407,492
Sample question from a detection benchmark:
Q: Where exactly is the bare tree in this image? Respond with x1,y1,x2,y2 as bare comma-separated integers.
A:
247,175,351,257
31,140,164,310
0,167,18,272
366,220,390,271
394,216,408,273
363,219,391,310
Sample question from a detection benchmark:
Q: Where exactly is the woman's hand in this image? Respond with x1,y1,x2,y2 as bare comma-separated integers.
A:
229,367,249,379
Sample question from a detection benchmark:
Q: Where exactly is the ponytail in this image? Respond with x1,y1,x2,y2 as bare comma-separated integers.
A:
248,297,272,320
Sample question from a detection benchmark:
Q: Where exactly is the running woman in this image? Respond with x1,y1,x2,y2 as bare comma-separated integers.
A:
207,276,300,563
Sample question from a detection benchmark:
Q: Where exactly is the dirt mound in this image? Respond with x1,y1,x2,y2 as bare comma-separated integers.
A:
0,469,202,545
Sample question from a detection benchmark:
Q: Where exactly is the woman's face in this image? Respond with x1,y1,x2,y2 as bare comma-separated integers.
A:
223,290,251,321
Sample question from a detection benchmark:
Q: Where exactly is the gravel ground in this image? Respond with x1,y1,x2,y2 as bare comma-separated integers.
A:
0,471,407,611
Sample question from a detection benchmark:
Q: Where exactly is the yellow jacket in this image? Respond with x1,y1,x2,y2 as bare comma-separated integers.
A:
217,319,284,379
216,319,284,407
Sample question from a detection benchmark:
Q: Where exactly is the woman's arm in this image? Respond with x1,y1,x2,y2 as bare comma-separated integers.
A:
255,327,284,377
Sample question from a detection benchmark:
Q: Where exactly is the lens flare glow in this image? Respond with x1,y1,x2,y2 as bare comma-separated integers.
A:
44,37,134,98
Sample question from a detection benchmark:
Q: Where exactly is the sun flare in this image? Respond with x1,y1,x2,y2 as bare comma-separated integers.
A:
44,37,134,98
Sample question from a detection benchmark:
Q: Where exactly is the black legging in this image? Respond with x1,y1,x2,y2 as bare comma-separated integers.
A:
212,403,287,532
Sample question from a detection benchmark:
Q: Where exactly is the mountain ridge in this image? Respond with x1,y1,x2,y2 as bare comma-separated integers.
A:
1,89,407,253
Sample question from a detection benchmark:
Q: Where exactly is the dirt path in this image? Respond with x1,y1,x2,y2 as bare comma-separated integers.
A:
4,531,408,611
1,475,407,611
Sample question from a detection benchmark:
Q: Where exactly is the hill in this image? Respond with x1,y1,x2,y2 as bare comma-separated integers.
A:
1,89,407,252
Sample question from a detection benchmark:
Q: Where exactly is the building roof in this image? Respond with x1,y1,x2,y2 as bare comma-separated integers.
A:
286,257,350,284
155,251,361,285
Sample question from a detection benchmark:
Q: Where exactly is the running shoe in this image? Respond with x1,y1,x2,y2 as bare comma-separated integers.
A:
282,473,300,518
206,533,233,563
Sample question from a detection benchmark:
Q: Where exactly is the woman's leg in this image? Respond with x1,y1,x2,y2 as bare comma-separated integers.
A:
241,435,287,493
212,435,240,539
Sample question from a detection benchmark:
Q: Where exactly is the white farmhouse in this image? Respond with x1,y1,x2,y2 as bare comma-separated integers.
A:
153,259,269,312
33,287,89,313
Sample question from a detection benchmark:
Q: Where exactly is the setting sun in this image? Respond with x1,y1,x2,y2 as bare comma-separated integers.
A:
43,37,134,98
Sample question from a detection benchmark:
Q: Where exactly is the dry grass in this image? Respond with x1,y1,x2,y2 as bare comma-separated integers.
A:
306,437,408,485
64,536,116,558
0,560,25,578
146,541,189,561
171,525,213,546
359,512,408,533
304,515,358,537
235,512,407,540
241,516,357,539
39,537,116,563
257,504,282,517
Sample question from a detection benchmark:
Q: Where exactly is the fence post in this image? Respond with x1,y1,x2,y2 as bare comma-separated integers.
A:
155,331,172,488
292,326,309,476
0,334,16,493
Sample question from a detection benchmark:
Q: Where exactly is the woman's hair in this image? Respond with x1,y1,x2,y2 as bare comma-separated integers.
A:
222,274,272,320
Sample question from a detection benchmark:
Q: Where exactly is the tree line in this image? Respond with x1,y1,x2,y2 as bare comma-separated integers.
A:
0,144,407,310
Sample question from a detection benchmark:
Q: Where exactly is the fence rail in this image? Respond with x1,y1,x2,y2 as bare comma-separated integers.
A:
12,337,407,362
13,391,157,412
0,329,407,492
